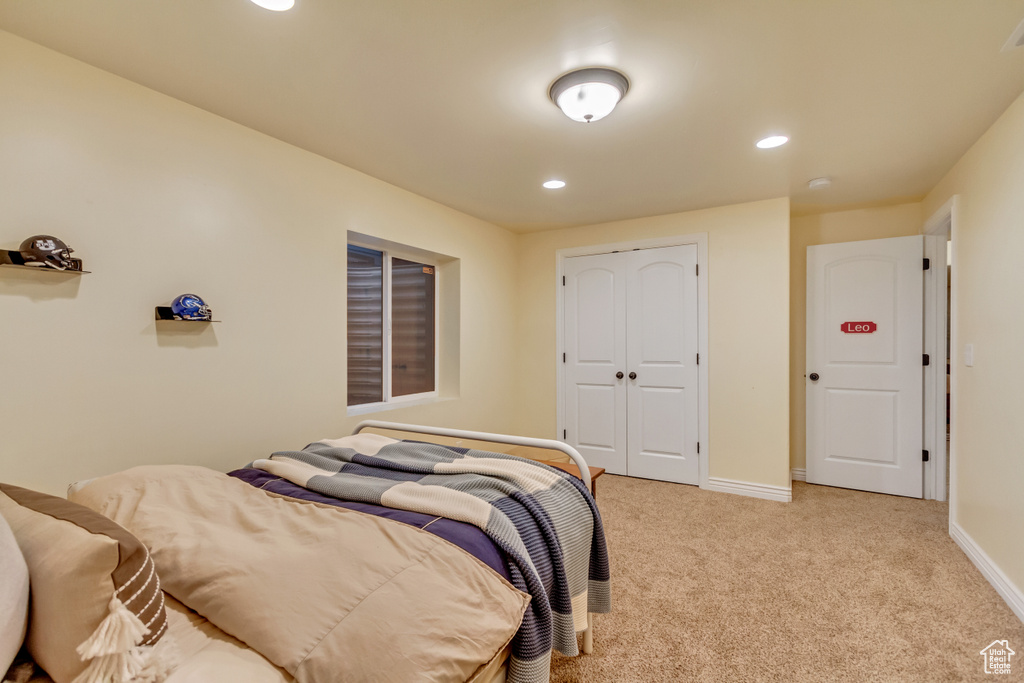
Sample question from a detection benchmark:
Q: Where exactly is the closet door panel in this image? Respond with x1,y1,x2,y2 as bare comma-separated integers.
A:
626,245,700,484
563,253,627,474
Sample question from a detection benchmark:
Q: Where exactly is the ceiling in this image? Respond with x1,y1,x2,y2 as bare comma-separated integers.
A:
2,1,1024,232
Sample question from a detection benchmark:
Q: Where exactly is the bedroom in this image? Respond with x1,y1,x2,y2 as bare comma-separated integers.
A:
1,1,1022,681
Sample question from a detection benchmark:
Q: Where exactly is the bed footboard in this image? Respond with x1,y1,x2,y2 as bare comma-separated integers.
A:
350,420,597,654
352,420,592,490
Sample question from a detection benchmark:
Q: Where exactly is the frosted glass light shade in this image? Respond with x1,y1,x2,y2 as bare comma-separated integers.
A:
549,68,629,123
250,0,294,10
556,82,621,123
756,135,789,149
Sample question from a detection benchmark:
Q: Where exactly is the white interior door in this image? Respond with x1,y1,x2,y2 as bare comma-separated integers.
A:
563,245,699,484
563,252,627,474
626,245,700,484
806,235,924,498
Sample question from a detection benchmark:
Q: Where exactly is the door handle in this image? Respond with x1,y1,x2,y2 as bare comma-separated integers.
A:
628,372,637,380
616,371,624,379
808,372,820,381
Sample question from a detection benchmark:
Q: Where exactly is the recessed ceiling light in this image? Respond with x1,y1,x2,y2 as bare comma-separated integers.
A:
807,177,832,190
250,0,294,10
549,68,630,123
756,135,789,149
543,180,566,189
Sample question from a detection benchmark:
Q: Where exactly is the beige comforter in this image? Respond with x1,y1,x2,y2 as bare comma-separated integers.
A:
70,465,530,683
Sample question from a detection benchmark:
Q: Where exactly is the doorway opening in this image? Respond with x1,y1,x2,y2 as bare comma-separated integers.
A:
803,215,952,501
923,197,957,503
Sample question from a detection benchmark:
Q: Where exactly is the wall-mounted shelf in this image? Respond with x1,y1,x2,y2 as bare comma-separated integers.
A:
0,249,89,273
155,306,219,322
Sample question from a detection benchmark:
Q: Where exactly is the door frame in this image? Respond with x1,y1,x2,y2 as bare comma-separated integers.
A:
555,233,710,488
923,196,958,504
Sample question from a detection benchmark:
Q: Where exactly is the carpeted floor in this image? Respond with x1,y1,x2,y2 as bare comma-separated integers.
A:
551,476,1024,682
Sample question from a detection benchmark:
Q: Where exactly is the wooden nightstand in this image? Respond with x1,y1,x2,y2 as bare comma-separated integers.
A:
538,461,606,498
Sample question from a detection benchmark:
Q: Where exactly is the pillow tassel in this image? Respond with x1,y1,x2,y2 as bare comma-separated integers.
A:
70,650,138,683
70,637,178,683
71,595,149,683
130,637,179,683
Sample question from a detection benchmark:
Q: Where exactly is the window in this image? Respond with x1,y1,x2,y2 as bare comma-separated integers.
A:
347,244,437,407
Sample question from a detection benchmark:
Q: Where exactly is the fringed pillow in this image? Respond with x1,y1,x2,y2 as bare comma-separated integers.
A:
0,484,173,683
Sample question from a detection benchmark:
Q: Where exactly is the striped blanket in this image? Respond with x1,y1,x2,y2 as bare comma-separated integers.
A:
253,433,610,683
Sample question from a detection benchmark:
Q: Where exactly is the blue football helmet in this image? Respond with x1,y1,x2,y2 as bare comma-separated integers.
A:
171,293,212,321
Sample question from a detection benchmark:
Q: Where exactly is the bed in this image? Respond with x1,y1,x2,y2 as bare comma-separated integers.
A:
0,421,609,683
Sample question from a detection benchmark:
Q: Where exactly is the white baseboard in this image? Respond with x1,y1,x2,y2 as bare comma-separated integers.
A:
706,477,792,503
950,521,1024,623
791,468,806,482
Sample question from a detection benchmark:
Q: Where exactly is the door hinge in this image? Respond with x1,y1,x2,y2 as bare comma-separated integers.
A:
696,353,700,365
923,354,930,366
563,352,566,363
562,275,565,286
697,442,700,454
922,449,930,462
563,429,567,440
696,264,699,276
923,258,930,271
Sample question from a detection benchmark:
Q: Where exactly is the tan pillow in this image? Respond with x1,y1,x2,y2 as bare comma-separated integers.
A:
0,484,171,683
0,511,29,674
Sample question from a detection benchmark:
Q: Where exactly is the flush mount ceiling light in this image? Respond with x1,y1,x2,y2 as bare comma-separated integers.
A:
549,68,630,123
250,0,294,10
756,135,789,149
807,177,832,190
1002,15,1024,51
543,180,567,189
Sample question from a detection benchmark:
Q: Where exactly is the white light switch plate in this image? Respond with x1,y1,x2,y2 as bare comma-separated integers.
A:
964,344,974,367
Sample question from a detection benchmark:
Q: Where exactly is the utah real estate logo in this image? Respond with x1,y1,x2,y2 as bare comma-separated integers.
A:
980,640,1015,675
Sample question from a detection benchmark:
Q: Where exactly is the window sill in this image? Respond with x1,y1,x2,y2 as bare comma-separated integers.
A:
346,393,453,417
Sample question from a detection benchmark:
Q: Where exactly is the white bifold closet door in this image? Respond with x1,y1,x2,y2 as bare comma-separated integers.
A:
563,245,699,485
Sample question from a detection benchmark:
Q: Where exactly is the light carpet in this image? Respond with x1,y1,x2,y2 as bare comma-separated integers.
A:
551,476,1023,682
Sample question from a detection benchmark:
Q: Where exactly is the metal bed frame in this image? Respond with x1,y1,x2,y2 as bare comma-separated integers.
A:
352,419,596,654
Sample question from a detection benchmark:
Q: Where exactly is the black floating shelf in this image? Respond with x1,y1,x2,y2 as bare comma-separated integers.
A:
155,306,219,322
1,249,89,273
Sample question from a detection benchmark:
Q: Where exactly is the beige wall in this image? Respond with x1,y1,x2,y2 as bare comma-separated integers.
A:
789,202,924,472
0,31,521,494
1,32,793,498
515,198,791,489
923,90,1024,594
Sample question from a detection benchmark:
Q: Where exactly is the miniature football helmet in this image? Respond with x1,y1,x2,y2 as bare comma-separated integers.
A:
19,235,81,271
171,293,213,321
